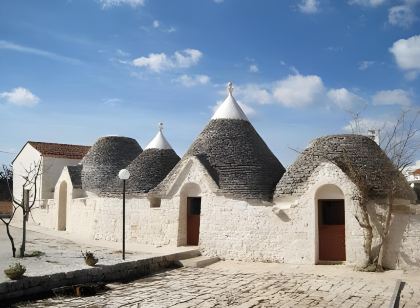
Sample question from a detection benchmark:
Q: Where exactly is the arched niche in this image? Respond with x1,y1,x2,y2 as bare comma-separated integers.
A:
178,182,202,246
315,184,346,263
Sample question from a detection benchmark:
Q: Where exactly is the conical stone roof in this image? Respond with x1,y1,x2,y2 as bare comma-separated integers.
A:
275,134,415,200
156,83,285,201
126,125,180,193
81,136,142,194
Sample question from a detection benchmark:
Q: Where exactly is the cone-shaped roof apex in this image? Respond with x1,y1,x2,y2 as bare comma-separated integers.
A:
145,123,173,150
212,82,248,121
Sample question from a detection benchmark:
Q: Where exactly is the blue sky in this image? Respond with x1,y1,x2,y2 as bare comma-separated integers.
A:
0,0,419,167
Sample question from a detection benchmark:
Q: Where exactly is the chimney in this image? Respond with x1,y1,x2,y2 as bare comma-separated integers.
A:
367,129,380,145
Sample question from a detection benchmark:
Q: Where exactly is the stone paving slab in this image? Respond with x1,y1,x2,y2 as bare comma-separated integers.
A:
16,266,420,307
0,225,197,284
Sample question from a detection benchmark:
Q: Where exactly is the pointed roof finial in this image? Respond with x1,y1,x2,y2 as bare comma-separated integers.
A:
212,81,248,121
227,82,234,96
145,122,173,150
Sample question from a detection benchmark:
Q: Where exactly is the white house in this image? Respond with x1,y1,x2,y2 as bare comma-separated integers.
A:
12,141,90,206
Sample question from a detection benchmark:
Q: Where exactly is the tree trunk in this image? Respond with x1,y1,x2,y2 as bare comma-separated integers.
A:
19,188,30,258
20,208,26,258
5,223,16,257
357,201,374,264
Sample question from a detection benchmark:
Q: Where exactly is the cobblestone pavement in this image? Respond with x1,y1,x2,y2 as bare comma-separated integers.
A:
16,266,420,308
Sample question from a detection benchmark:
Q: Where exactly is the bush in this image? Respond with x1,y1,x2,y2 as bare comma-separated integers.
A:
81,251,98,267
4,262,26,280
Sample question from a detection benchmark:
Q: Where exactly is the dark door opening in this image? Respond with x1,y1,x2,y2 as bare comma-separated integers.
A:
318,199,346,261
187,197,201,246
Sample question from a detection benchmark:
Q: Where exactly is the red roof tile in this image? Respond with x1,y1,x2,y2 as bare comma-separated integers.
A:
28,141,90,160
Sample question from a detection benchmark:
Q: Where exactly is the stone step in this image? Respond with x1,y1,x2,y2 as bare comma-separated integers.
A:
170,249,201,261
178,256,220,268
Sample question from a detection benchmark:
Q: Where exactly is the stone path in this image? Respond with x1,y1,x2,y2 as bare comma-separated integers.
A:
0,225,196,284
17,266,420,307
0,225,154,283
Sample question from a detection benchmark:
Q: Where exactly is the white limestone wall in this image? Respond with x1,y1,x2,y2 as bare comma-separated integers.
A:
11,199,57,230
41,157,82,200
382,203,420,269
12,144,42,203
65,196,179,246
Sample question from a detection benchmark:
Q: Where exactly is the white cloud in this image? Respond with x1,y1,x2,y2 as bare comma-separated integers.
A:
165,27,177,33
236,84,272,105
152,20,160,28
390,35,420,78
103,98,122,107
298,0,320,14
327,88,367,110
249,64,259,73
272,74,324,107
0,40,80,64
358,60,375,70
99,0,145,9
132,49,203,72
133,53,169,72
388,5,417,28
372,89,412,106
344,116,395,133
405,71,419,80
0,87,40,107
116,49,130,57
174,49,202,68
348,0,386,7
174,74,210,87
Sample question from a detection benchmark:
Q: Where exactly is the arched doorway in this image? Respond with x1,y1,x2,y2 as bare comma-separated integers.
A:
315,184,346,262
58,181,67,231
178,183,201,246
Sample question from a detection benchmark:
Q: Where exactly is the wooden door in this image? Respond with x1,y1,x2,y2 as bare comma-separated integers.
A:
187,197,201,246
318,200,346,261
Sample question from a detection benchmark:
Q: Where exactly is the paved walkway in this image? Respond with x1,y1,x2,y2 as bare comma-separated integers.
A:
18,262,420,307
0,225,195,283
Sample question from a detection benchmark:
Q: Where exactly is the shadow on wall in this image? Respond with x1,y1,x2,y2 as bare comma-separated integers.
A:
274,210,291,222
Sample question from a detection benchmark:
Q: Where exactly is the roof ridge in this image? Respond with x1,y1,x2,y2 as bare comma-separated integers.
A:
28,141,90,148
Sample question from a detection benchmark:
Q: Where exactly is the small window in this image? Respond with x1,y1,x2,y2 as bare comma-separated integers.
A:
150,197,161,208
187,197,201,215
319,200,344,225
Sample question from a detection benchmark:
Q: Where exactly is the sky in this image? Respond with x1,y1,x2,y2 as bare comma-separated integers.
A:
0,0,419,167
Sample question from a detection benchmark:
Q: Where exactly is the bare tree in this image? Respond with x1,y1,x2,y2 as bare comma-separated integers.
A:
0,165,17,257
2,161,42,258
347,109,419,271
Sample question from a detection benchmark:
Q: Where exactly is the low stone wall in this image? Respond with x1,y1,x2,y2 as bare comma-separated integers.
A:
0,251,198,303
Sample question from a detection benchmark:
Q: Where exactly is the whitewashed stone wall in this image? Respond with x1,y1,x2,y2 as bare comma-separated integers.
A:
42,157,82,199
382,203,420,269
12,144,42,202
66,197,179,246
192,162,365,265
13,157,420,269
